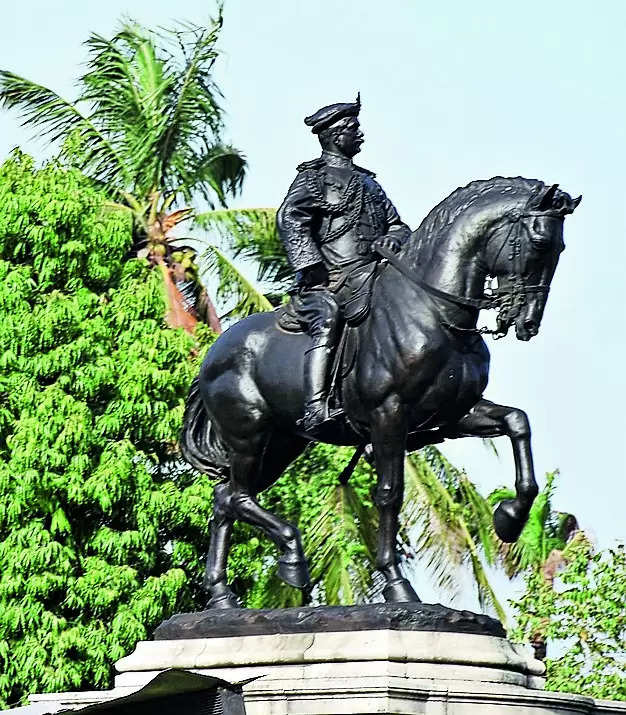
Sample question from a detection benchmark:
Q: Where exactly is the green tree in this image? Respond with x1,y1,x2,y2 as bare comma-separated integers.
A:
0,153,221,706
510,538,626,701
0,11,247,332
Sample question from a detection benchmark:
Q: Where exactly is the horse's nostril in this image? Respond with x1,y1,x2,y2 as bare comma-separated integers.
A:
524,320,538,335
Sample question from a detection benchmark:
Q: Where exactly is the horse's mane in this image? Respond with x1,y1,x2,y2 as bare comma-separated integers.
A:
405,176,545,259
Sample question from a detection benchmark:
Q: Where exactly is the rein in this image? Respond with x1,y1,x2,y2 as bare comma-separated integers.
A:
374,243,493,310
375,207,558,338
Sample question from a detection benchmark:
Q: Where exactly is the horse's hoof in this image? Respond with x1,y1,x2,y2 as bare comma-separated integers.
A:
207,590,240,609
382,577,421,603
493,499,528,543
278,558,311,589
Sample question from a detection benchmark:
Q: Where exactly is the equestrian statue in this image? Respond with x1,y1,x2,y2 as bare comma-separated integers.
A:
181,96,581,609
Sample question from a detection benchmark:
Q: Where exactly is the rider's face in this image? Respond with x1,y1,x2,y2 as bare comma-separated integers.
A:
333,118,364,157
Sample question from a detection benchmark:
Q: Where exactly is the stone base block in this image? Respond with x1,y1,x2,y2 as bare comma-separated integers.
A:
110,629,625,715
26,606,626,715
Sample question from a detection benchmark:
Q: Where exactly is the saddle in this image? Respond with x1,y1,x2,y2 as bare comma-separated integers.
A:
275,301,360,422
275,259,381,428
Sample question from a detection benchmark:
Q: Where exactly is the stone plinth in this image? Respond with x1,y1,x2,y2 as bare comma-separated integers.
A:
26,605,626,715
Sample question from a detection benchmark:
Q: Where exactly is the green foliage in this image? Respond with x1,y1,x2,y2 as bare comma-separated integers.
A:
202,243,273,319
510,537,626,701
404,448,506,622
196,208,286,281
0,153,215,706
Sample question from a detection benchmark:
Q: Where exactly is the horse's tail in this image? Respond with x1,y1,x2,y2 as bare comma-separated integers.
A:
180,377,229,480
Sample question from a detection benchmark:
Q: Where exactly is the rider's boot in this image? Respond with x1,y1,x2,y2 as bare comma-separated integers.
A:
299,341,334,434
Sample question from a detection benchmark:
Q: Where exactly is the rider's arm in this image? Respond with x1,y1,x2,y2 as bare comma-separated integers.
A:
276,171,324,272
384,197,412,246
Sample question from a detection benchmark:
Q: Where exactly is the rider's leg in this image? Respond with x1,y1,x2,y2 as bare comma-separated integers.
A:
370,393,420,603
447,398,538,542
299,290,340,432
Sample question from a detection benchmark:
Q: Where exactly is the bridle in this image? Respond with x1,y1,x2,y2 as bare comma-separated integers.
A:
375,206,563,338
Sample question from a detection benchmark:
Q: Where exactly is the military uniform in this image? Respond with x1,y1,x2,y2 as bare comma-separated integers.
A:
277,99,410,431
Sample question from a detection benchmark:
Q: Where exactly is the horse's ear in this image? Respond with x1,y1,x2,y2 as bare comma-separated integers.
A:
573,195,582,209
538,183,559,211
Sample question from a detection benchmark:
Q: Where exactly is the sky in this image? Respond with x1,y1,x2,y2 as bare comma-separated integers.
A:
1,0,625,614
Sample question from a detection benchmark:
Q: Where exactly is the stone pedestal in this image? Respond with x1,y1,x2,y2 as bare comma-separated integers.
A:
112,629,618,714
27,605,626,715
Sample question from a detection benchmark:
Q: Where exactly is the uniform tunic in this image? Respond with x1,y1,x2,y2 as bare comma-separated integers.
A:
277,151,410,328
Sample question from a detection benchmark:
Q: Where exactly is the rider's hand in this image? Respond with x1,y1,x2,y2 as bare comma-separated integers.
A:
382,236,402,254
375,236,402,255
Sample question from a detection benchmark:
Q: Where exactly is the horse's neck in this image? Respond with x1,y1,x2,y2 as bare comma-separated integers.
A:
406,216,488,302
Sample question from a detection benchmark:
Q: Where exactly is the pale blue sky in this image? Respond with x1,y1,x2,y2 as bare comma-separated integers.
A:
2,0,625,613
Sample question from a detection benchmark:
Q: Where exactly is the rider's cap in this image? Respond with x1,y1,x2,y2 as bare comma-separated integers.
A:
305,93,361,134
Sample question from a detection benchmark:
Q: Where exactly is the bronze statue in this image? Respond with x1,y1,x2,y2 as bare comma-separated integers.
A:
181,98,581,609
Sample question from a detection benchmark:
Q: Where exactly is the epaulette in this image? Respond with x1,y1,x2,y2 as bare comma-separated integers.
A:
353,164,376,178
296,158,325,172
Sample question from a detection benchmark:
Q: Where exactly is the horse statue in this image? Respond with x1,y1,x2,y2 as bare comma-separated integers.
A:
181,176,580,608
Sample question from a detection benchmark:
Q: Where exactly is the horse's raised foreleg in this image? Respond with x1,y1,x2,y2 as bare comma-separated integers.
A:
448,398,539,542
370,395,420,603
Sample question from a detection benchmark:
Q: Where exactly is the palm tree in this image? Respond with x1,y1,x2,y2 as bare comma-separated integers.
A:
0,12,246,332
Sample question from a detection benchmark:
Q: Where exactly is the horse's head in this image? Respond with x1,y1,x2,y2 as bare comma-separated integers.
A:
486,183,581,341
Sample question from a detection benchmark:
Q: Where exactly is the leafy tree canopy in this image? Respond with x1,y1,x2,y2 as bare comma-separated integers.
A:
0,152,221,706
511,535,626,701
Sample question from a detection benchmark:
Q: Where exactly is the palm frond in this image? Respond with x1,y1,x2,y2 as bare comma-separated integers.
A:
404,450,506,621
195,208,288,284
201,244,273,318
79,26,171,193
493,470,577,579
306,483,377,604
153,14,246,204
0,71,128,188
176,146,246,207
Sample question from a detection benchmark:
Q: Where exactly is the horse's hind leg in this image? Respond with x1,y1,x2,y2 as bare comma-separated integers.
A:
204,434,308,608
448,398,538,542
204,482,238,608
227,442,311,591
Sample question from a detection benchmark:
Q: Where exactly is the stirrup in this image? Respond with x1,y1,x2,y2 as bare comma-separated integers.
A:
297,398,333,433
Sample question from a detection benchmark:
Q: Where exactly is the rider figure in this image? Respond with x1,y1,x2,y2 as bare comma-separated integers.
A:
277,95,411,433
